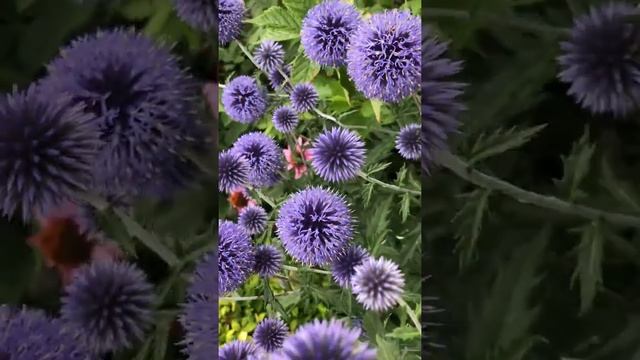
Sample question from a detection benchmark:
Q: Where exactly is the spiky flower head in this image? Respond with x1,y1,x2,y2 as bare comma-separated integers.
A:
238,205,268,235
272,319,376,360
422,26,465,172
219,0,245,45
219,220,255,294
61,260,154,353
219,150,249,193
219,340,261,360
222,76,268,124
558,2,640,117
268,64,293,92
181,253,216,360
254,318,289,352
395,123,421,160
331,245,369,288
254,40,285,73
347,10,421,103
41,29,205,200
290,83,319,113
351,257,405,312
301,0,361,67
0,306,90,359
0,86,97,221
272,106,299,133
174,0,215,32
231,132,284,188
276,187,353,266
254,244,283,277
310,127,366,182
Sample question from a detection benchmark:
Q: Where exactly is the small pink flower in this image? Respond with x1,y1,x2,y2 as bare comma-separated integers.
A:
228,188,257,212
284,136,313,179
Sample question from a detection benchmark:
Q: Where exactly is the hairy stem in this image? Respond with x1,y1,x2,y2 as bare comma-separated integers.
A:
220,290,299,302
358,172,421,196
283,264,332,275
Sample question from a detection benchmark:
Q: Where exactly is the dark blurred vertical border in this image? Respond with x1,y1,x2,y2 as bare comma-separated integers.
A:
212,0,220,357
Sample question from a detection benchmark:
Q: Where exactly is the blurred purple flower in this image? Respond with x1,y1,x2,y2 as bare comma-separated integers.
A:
254,318,288,352
290,83,319,113
254,244,283,277
254,40,285,73
310,127,366,182
331,245,369,288
395,123,421,160
222,76,268,124
181,253,216,360
272,106,299,133
351,257,405,312
231,132,283,188
219,0,245,45
219,220,255,293
174,0,215,32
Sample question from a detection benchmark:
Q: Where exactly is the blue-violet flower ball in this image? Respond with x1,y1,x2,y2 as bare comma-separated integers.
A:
254,318,288,352
222,76,268,124
347,10,421,103
290,83,319,113
395,123,421,160
219,220,255,294
272,319,376,360
331,245,369,288
219,150,250,193
238,205,268,235
558,2,640,117
219,0,245,45
0,86,97,221
254,244,283,277
310,127,366,182
174,0,215,32
351,257,405,312
219,340,261,360
272,106,299,133
254,40,285,73
231,132,283,188
61,260,155,353
276,187,353,266
268,64,293,92
301,0,361,67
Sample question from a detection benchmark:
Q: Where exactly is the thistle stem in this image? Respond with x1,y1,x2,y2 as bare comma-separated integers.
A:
358,172,421,196
220,291,299,302
283,264,332,275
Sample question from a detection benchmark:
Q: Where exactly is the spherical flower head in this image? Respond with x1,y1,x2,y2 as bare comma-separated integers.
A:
272,106,299,133
254,244,283,277
174,0,215,32
238,205,268,235
219,220,255,293
219,340,261,360
301,0,361,67
268,64,293,91
219,150,249,193
310,128,366,182
331,245,369,288
395,123,421,160
231,132,284,188
290,83,319,113
276,187,353,266
219,0,245,45
61,260,154,353
181,253,217,360
42,29,206,200
254,318,288,352
254,40,285,73
0,306,90,359
272,319,376,360
351,257,405,312
422,26,465,172
222,76,268,124
558,2,640,117
347,10,421,103
0,86,97,221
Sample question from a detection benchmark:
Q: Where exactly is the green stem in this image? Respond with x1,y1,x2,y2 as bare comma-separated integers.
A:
397,297,422,335
358,172,421,196
220,290,299,302
436,151,640,229
283,264,332,275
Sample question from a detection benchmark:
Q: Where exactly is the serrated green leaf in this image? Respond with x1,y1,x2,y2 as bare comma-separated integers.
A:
386,325,421,340
362,182,375,207
291,53,321,83
600,157,640,212
468,124,547,165
570,221,603,315
376,335,402,360
282,0,317,20
555,127,596,201
367,162,392,175
247,6,300,40
400,192,411,223
453,189,492,268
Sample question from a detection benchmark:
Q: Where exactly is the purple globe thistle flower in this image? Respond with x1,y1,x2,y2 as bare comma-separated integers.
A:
254,244,283,277
301,0,361,67
268,64,293,91
173,0,215,32
222,76,268,124
254,40,285,73
0,86,97,221
310,127,366,182
219,0,245,45
558,2,640,117
254,318,288,352
272,319,376,360
276,187,353,266
238,205,268,235
61,260,154,353
219,220,255,293
290,83,319,113
0,306,90,359
331,245,369,288
347,10,421,103
272,106,299,133
395,123,421,160
219,340,261,360
231,132,283,188
219,150,250,193
422,26,465,172
351,257,405,312
41,29,206,200
180,252,216,360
